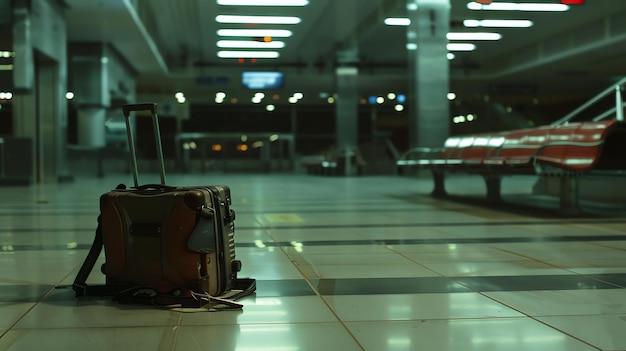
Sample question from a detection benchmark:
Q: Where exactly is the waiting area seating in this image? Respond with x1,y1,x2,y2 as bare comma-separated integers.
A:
398,78,626,214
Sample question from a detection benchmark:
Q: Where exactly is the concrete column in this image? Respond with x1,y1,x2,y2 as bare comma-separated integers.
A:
72,52,110,148
335,44,360,176
407,0,451,149
12,0,69,184
12,5,33,93
335,64,359,151
77,107,106,147
290,106,298,172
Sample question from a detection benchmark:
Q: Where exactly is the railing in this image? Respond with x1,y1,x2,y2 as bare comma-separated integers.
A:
551,77,625,125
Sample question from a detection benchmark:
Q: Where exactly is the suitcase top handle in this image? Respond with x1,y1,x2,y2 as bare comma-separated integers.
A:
123,103,166,187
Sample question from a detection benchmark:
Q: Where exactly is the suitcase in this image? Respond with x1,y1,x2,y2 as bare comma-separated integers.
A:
73,103,254,309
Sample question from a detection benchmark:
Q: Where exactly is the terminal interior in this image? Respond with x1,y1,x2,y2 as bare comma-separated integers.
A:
1,1,626,350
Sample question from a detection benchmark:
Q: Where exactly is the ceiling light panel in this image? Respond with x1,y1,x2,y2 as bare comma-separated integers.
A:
467,2,569,11
217,0,309,5
217,29,293,37
447,43,477,51
217,51,280,58
216,15,301,24
464,19,533,28
447,32,501,40
384,18,411,26
217,40,285,49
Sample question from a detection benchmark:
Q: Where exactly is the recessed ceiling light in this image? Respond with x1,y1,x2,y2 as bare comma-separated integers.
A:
217,0,308,6
217,40,285,49
447,32,501,40
467,1,569,11
464,19,533,28
217,51,280,58
217,29,293,37
216,15,301,24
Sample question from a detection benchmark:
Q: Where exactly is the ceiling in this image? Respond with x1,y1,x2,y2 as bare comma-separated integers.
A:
64,0,626,106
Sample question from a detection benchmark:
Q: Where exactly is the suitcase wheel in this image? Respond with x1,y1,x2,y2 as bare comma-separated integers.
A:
100,263,106,274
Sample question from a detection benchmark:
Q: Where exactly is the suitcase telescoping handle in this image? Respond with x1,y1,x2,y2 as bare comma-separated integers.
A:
122,103,166,187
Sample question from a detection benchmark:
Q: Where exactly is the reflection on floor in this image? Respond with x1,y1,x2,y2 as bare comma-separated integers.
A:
1,173,625,351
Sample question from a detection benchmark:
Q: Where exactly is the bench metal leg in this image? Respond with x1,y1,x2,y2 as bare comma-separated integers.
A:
483,174,502,202
559,175,581,215
431,170,447,198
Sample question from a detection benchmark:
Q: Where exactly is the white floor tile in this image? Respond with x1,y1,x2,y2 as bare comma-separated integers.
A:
298,263,440,279
14,290,180,329
0,327,178,351
181,296,337,325
324,293,523,321
485,289,626,317
537,314,626,351
345,318,600,351
175,323,363,351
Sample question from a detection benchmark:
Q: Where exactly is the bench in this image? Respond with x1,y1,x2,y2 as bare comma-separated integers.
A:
398,77,626,214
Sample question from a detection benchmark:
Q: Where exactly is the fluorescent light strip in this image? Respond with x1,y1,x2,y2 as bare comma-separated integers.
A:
217,0,308,6
467,2,569,11
216,15,301,24
217,51,280,58
406,44,477,51
464,19,533,28
447,43,476,51
384,17,411,26
217,29,292,37
217,40,285,49
447,32,501,40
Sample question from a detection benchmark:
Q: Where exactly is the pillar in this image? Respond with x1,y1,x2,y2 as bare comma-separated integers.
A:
335,45,360,176
12,0,70,184
407,0,451,149
72,50,110,149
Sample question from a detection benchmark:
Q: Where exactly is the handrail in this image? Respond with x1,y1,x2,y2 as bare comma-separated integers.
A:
592,106,618,122
551,77,626,126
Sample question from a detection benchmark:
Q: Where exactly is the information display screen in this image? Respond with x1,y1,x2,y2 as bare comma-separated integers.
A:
242,72,284,89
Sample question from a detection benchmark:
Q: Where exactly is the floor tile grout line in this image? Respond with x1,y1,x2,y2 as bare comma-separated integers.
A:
464,287,605,351
391,244,606,351
171,313,183,351
0,277,67,340
469,287,605,350
492,246,626,289
253,217,366,351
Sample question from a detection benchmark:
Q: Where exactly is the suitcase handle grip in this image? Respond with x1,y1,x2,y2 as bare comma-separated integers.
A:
123,103,156,117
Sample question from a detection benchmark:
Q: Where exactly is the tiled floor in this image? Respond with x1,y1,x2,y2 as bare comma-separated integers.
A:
1,172,625,351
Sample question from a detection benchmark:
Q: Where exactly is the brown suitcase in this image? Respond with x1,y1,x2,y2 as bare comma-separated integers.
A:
100,184,239,296
73,103,254,307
